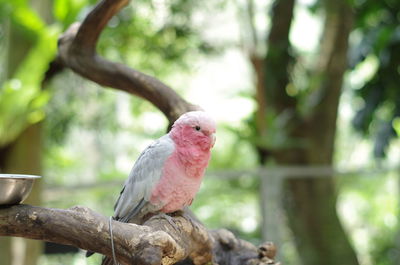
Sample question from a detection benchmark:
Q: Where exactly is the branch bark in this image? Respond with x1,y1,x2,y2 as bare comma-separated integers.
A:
56,0,199,124
0,205,278,265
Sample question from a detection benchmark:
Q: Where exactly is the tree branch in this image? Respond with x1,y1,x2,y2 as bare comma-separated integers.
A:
0,205,278,265
56,0,199,124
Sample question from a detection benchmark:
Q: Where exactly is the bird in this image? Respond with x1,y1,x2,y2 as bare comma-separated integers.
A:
87,111,216,265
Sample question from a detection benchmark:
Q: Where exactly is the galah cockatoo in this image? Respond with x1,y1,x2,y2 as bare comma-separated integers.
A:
90,111,216,264
114,110,216,223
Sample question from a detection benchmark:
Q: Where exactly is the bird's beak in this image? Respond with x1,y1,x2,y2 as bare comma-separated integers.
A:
211,133,216,147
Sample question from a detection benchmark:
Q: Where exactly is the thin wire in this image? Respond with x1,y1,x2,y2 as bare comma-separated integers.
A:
109,216,119,265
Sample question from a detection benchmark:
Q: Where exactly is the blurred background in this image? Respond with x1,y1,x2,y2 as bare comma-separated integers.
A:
0,0,399,264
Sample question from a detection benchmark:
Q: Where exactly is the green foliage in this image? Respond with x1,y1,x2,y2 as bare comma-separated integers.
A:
339,172,399,265
227,109,306,152
0,0,216,149
207,123,258,169
1,0,45,33
350,0,400,157
0,0,219,187
53,0,94,27
193,174,262,243
40,252,102,265
98,0,216,78
0,0,59,147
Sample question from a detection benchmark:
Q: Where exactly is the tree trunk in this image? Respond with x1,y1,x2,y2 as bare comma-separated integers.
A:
256,0,358,264
278,1,357,265
263,0,296,114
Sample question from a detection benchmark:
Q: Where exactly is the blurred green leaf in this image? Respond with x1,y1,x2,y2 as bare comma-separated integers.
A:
0,22,59,147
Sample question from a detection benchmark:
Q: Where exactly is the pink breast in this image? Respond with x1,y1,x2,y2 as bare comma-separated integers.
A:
149,151,206,213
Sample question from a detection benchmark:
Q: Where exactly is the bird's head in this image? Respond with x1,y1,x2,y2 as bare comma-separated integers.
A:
170,111,216,151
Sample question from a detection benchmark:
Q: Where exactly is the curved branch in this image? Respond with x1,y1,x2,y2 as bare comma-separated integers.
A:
72,0,129,52
57,0,199,124
0,205,209,265
0,205,279,265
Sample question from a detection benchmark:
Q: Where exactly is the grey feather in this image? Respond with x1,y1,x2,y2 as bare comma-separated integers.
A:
113,134,174,223
117,199,146,223
86,135,174,260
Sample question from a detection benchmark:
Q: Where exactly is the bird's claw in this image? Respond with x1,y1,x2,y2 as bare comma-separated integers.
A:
159,213,181,232
179,211,204,232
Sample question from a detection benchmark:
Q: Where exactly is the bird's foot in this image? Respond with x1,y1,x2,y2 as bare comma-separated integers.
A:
159,213,181,232
178,210,204,232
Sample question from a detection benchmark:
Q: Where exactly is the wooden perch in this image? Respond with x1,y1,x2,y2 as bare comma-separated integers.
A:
0,205,279,265
55,0,199,124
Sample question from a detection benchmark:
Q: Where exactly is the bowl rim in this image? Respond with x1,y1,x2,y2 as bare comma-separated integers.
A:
0,174,42,179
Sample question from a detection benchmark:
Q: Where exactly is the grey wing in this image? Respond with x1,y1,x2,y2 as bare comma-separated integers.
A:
113,134,174,223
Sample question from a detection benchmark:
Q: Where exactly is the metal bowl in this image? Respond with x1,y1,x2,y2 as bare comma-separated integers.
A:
0,174,41,205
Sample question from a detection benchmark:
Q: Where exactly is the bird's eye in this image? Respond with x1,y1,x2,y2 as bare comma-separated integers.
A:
195,126,201,131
